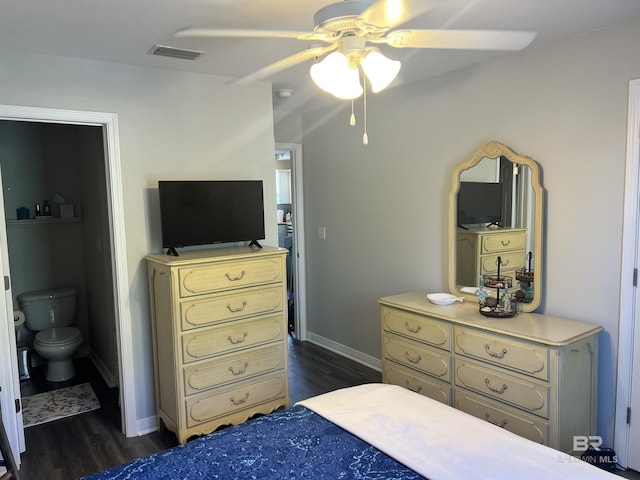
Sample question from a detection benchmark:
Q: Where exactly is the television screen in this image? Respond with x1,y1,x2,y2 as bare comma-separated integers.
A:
457,181,503,226
159,180,265,252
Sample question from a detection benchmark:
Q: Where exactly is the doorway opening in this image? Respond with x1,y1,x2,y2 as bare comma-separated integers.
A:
275,143,307,341
0,105,136,464
1,120,117,420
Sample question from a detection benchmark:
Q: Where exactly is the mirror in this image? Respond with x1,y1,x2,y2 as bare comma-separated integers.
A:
448,141,544,312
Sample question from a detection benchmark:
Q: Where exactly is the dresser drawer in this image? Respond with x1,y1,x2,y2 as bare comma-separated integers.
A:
180,285,283,330
183,343,285,395
186,372,287,427
454,327,548,380
454,389,549,445
482,232,526,254
382,334,451,381
178,257,283,297
454,358,549,418
182,314,284,363
381,307,451,351
383,362,451,404
479,251,525,276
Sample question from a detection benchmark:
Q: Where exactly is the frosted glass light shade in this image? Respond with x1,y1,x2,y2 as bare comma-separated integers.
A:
330,67,363,99
310,52,363,99
361,50,401,93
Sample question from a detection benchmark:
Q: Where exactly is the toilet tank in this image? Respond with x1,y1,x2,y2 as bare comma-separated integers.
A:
17,287,77,331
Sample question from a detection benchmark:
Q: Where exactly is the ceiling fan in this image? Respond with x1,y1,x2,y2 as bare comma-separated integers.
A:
175,0,537,92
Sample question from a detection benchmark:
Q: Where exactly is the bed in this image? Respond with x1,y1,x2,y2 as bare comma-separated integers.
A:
83,384,617,480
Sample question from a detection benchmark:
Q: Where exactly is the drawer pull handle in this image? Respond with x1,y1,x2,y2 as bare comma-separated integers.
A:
494,257,510,267
229,362,249,376
230,392,250,406
227,301,247,313
501,240,511,247
405,380,422,394
485,412,508,428
227,332,248,344
485,378,508,394
484,344,508,358
225,270,246,281
405,351,422,364
404,322,422,334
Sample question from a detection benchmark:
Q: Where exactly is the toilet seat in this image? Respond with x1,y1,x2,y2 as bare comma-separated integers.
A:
34,326,82,347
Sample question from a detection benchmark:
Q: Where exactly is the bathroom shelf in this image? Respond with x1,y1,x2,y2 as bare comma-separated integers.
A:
6,217,81,226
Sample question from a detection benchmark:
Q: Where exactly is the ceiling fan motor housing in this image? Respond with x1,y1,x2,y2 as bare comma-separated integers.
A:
340,35,367,66
313,0,374,35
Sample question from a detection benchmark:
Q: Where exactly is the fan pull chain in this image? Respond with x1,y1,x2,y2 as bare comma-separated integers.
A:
350,99,356,126
362,75,369,145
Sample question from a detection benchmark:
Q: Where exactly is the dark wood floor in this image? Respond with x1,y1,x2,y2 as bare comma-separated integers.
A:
17,337,381,480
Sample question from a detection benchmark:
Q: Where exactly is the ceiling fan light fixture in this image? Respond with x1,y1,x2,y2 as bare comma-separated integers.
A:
310,51,363,99
331,67,364,99
361,49,401,93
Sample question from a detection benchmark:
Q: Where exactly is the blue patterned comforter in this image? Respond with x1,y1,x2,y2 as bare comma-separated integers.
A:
82,406,425,480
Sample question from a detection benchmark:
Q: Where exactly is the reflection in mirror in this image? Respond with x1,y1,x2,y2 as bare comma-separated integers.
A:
448,141,544,313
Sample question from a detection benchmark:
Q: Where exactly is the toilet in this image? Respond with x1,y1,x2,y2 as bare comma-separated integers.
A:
18,288,83,382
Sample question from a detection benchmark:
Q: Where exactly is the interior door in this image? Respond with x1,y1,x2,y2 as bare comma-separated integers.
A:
0,163,24,467
629,308,640,470
617,78,640,470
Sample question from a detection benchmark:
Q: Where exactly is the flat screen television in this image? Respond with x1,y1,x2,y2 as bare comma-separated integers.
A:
457,181,503,227
159,180,265,255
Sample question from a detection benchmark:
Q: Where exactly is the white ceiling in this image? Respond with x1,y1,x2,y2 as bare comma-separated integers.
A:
2,0,640,113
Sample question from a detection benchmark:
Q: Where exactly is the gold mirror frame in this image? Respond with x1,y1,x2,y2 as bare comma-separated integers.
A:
448,141,544,312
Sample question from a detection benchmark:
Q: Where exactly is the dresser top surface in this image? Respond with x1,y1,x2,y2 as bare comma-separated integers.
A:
146,245,286,265
379,291,603,346
457,226,527,235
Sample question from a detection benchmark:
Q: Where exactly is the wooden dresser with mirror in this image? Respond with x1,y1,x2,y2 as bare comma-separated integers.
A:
381,141,603,453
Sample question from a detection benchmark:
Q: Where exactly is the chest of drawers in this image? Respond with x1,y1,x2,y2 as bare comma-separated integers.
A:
456,227,527,288
379,291,602,452
146,246,289,443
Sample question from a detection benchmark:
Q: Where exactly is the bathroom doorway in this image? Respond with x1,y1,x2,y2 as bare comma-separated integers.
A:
0,105,135,465
1,120,117,394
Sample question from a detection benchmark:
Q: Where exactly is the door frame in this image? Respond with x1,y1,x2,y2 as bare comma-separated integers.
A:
0,161,23,466
0,105,137,441
615,78,640,468
275,142,307,340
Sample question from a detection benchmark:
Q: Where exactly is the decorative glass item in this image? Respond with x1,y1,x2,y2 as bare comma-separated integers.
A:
476,276,488,304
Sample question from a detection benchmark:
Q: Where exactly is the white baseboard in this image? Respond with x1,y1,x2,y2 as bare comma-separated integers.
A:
306,332,382,372
89,350,118,388
137,415,160,436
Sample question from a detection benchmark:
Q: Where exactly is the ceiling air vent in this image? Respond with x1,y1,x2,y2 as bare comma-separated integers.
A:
148,44,205,61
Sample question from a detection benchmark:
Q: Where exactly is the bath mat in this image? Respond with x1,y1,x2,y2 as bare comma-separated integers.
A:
22,383,100,427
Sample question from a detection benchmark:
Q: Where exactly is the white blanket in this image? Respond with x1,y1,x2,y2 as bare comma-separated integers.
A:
297,384,617,480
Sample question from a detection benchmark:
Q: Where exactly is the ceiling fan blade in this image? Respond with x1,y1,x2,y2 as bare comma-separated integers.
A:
231,44,337,85
358,0,442,31
175,27,329,43
383,29,537,50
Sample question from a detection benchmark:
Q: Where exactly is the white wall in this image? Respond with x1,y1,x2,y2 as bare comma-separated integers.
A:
0,50,278,422
301,17,640,445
